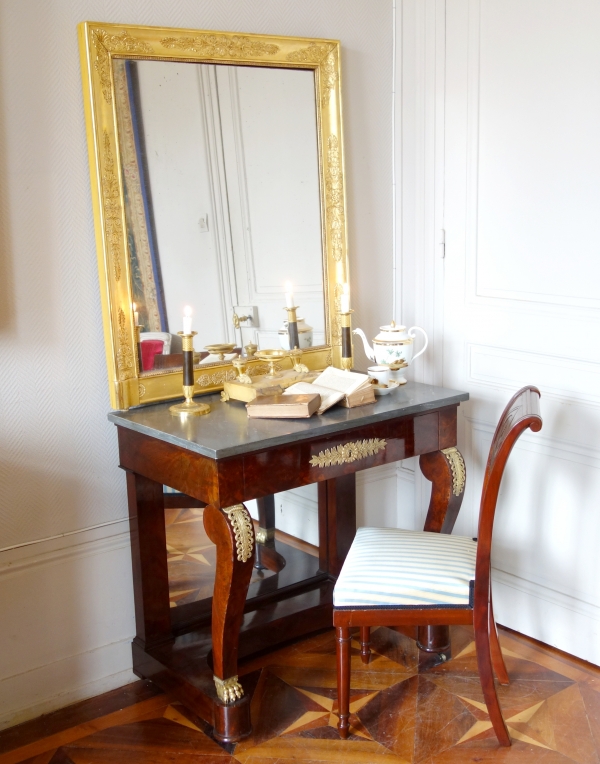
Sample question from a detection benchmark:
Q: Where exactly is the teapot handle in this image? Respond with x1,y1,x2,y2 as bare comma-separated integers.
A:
408,326,428,362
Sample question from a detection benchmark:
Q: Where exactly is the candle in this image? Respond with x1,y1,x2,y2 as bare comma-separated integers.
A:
183,305,193,334
284,281,294,308
340,283,350,313
133,302,139,326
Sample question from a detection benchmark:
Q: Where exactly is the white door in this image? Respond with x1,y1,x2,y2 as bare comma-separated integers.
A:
442,0,600,663
213,65,326,351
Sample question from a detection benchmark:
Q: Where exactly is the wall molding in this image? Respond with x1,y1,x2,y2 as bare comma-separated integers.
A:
397,0,447,529
0,638,136,731
0,520,130,582
0,519,136,731
469,343,600,409
493,566,600,620
357,462,401,486
493,567,600,666
464,0,600,318
0,519,130,578
469,415,600,470
199,65,237,343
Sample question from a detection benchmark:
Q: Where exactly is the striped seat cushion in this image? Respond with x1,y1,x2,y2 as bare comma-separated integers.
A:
333,527,477,609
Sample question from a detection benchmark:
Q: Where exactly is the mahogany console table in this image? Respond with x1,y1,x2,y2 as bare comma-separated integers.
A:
109,382,469,743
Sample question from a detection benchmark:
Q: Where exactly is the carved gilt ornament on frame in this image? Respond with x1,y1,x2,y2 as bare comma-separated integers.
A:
79,22,350,410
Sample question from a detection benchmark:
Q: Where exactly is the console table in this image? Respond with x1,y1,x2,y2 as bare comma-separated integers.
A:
109,381,469,743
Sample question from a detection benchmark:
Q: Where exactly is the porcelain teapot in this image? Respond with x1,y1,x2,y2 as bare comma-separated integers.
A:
353,321,428,366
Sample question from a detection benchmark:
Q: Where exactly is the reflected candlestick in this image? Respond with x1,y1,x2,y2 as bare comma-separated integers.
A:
340,310,354,371
285,306,300,350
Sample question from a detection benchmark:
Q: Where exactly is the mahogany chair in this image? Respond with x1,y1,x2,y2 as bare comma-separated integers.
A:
333,386,542,747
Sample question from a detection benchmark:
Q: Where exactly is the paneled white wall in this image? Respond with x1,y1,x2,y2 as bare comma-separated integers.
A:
0,0,393,729
398,0,600,664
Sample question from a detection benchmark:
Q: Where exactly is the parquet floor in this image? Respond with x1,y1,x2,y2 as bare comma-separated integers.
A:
2,507,600,763
2,623,600,763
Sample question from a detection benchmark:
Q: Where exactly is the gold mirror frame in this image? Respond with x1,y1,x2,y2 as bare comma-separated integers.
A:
78,22,350,409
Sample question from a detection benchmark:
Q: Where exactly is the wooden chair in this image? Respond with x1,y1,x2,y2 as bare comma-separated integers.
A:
333,386,542,747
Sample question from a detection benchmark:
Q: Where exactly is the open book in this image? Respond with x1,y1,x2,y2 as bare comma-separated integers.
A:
284,367,374,414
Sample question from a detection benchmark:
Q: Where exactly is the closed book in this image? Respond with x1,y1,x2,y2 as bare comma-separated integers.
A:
246,393,321,419
339,383,376,408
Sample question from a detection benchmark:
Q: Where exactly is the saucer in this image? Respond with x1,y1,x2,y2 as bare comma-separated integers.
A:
373,384,395,396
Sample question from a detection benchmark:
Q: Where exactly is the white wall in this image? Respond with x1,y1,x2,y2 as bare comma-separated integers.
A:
0,0,394,729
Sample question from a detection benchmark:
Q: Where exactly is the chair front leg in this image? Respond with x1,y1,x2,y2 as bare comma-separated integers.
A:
474,602,511,746
489,590,510,685
336,626,352,738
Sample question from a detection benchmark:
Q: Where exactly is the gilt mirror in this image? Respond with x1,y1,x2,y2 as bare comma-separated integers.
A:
79,23,350,409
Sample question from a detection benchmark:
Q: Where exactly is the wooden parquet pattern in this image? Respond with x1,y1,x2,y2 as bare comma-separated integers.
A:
1,622,600,764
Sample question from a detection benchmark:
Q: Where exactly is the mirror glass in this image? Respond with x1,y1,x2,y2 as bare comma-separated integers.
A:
112,58,326,374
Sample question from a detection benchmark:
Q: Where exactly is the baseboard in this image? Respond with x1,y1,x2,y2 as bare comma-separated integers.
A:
0,638,137,731
492,567,600,667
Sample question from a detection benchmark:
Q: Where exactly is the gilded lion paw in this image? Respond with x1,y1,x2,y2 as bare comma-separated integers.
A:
214,675,244,704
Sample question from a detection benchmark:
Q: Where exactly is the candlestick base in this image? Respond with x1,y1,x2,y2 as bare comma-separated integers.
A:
340,356,353,371
170,385,211,417
290,347,309,373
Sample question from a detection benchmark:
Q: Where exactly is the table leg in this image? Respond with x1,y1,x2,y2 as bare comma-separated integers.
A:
254,494,286,573
203,502,255,742
318,473,357,578
418,447,466,654
126,472,172,649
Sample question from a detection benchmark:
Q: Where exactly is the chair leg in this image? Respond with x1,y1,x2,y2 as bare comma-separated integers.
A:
474,607,511,747
336,626,352,738
489,594,510,685
359,626,371,664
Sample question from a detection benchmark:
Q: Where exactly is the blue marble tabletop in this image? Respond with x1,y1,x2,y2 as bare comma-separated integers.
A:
108,381,469,460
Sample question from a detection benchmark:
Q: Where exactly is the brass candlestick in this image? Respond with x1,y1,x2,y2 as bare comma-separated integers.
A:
170,331,210,417
285,306,300,350
340,310,354,371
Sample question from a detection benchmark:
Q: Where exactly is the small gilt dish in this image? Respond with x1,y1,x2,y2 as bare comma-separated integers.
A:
254,349,288,377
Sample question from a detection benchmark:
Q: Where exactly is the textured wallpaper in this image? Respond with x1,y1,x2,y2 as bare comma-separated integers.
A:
0,0,392,549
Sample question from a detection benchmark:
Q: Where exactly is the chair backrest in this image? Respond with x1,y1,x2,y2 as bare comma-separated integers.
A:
474,386,542,601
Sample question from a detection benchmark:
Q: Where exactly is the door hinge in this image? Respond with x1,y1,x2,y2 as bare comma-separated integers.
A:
439,228,446,259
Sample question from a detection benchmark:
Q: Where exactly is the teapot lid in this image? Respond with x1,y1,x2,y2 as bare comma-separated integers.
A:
379,320,406,332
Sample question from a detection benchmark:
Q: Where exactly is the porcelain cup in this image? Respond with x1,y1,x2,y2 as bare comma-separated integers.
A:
367,365,393,386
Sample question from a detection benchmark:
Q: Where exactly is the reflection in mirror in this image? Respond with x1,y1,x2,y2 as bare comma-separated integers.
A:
165,485,319,610
112,58,326,375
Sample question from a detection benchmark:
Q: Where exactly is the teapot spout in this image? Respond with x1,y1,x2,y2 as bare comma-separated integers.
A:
352,327,375,361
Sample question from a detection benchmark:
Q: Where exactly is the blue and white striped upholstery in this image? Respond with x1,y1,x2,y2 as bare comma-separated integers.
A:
333,527,477,609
